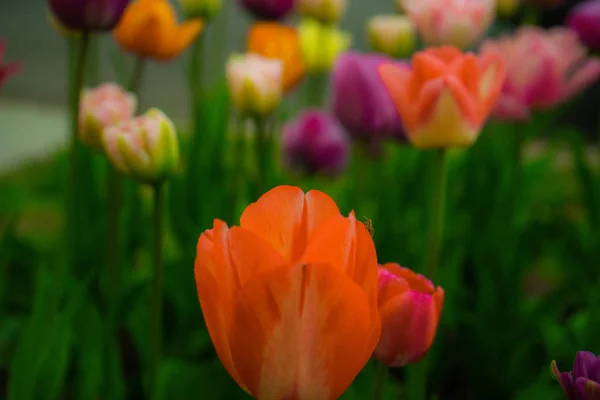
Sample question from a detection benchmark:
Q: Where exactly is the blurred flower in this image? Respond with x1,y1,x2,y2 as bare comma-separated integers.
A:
481,27,600,121
103,108,179,183
195,185,381,399
551,351,600,400
114,0,204,61
47,0,130,31
496,0,520,17
367,15,416,59
374,263,444,367
281,109,350,177
567,0,600,52
179,0,222,19
239,0,295,20
403,0,495,49
299,19,351,73
297,0,347,24
523,0,563,8
332,51,406,147
378,46,506,148
79,83,137,150
47,10,82,37
226,53,283,117
0,39,22,89
247,22,305,92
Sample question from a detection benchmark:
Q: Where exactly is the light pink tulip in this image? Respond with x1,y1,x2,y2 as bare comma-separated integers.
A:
401,0,495,49
79,83,137,150
481,27,600,121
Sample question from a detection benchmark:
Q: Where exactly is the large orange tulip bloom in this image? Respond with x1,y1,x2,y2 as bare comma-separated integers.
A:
378,46,505,148
248,22,305,93
114,0,203,61
195,185,381,399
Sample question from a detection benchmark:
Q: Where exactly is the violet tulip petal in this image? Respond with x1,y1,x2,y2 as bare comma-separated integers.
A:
238,0,295,20
551,360,578,400
332,51,406,144
575,352,598,379
568,0,600,52
575,377,600,400
47,0,130,31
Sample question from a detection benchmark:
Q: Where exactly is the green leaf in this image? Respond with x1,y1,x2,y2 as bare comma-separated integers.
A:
75,301,104,400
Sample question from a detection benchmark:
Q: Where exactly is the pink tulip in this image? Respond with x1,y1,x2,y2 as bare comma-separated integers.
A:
481,27,600,121
401,0,495,49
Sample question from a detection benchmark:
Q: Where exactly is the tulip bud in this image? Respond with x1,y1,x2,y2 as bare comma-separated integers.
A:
80,83,137,150
374,263,444,367
179,0,222,19
47,0,130,31
404,0,495,49
367,15,416,59
239,0,295,20
102,108,180,184
299,19,351,73
297,0,347,24
47,9,81,37
551,351,600,400
226,53,283,117
281,109,350,177
332,51,406,147
567,0,600,52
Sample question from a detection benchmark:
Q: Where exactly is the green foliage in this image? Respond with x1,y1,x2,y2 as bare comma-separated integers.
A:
1,81,599,400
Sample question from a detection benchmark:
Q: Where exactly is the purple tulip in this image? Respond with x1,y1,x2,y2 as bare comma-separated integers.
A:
332,51,407,147
281,109,350,177
47,0,130,31
567,0,600,51
551,351,600,400
238,0,295,20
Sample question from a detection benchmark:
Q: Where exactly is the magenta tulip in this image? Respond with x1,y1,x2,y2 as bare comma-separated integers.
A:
47,0,130,31
568,0,600,52
238,0,295,20
281,109,350,177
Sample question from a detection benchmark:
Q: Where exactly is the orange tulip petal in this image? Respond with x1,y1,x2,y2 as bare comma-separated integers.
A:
195,222,245,390
378,63,416,131
414,77,445,124
427,46,463,63
449,53,480,98
114,5,165,57
228,263,374,400
156,20,203,61
240,186,340,262
445,75,480,125
227,226,288,287
478,51,507,117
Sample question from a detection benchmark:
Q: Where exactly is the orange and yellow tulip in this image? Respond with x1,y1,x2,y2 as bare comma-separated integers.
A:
114,0,203,61
374,263,444,367
247,22,305,93
378,46,506,148
195,185,381,399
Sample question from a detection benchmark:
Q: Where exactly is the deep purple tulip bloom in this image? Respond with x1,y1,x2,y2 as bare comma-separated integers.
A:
47,0,130,31
238,0,295,20
551,351,600,400
332,51,407,148
567,0,600,51
281,109,350,177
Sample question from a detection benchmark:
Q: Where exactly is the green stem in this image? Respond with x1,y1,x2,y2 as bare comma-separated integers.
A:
149,183,164,400
188,34,205,130
373,361,388,400
230,116,247,222
253,117,269,199
423,148,447,280
66,32,90,269
304,73,328,108
129,57,146,95
213,7,230,80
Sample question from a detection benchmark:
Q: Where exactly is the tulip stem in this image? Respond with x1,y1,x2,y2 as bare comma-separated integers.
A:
304,72,328,108
188,34,205,129
253,117,269,198
66,32,90,270
424,148,447,280
149,183,164,400
373,361,388,400
129,57,146,95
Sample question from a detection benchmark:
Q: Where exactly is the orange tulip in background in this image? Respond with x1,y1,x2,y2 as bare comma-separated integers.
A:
374,263,444,367
378,46,506,148
247,22,305,93
114,0,204,61
195,185,381,399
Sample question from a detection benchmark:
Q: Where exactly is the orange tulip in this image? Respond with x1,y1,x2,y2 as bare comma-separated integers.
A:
248,22,305,93
114,0,203,61
195,185,381,399
378,46,506,148
374,263,444,367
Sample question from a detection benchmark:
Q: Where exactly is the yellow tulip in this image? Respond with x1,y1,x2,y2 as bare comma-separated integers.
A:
298,18,351,73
